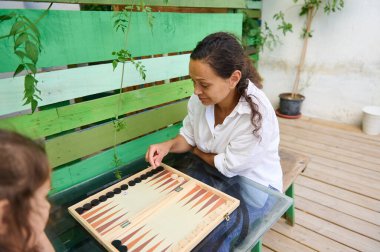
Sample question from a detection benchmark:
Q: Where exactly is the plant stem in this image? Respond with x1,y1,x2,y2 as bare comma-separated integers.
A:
113,0,136,168
0,3,52,40
292,6,315,98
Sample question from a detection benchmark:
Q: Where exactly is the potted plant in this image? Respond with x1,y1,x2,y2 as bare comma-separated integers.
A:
256,0,344,117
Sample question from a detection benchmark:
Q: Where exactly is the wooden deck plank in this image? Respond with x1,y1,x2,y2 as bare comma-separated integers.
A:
295,184,380,225
268,219,357,252
279,117,380,146
296,196,380,241
280,145,380,180
296,176,380,212
280,131,380,166
295,209,380,252
281,134,380,170
301,165,380,200
310,155,380,180
262,245,275,252
306,162,380,191
264,117,380,252
262,229,316,252
280,123,380,158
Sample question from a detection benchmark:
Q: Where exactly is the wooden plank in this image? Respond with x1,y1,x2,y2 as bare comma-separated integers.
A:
262,245,275,252
245,0,262,10
50,124,181,195
280,138,380,172
279,117,380,146
279,143,380,181
0,80,193,139
300,164,380,200
46,101,187,167
269,219,357,252
296,184,380,225
279,148,309,191
295,209,380,251
280,123,380,158
0,10,243,72
0,54,190,116
237,9,261,18
296,196,380,241
303,153,380,181
262,229,316,252
280,125,380,163
8,0,246,8
296,176,380,212
306,162,380,191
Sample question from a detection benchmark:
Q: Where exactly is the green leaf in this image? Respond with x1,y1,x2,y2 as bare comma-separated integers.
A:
10,20,25,35
24,74,35,94
23,97,31,105
25,41,39,64
15,50,26,59
26,63,37,74
21,15,40,37
13,64,25,77
0,13,15,22
34,94,42,101
112,60,118,71
26,32,40,44
14,33,28,49
31,99,38,113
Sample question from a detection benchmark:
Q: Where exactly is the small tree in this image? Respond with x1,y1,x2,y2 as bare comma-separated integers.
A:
273,0,345,98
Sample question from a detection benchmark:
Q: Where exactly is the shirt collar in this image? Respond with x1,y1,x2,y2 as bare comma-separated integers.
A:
205,80,256,126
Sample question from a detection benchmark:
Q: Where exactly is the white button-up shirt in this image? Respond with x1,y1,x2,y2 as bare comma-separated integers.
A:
180,81,283,192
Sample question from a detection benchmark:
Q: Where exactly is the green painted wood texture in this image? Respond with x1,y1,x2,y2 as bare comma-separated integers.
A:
46,100,188,167
0,79,193,139
50,123,181,194
4,0,246,8
0,7,245,195
245,0,262,9
0,10,243,73
0,54,190,116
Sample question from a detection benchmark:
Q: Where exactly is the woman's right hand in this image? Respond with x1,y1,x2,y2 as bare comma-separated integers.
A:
145,141,172,168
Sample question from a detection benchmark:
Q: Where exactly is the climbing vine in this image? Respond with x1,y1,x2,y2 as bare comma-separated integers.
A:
111,0,163,178
0,4,51,112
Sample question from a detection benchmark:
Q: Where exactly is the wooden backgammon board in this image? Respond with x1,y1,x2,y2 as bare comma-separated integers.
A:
68,163,240,252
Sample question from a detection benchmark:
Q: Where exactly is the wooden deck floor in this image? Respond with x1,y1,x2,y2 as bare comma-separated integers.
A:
263,117,380,252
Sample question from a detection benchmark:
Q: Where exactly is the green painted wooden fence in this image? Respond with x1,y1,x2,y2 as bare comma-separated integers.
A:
0,8,243,195
1,0,250,9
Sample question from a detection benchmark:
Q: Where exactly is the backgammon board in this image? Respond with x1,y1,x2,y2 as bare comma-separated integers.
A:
68,163,240,252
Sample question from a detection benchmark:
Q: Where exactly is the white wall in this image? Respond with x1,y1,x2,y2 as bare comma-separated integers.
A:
260,0,380,125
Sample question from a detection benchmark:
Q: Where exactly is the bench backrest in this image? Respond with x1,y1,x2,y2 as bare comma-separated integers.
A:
0,3,245,196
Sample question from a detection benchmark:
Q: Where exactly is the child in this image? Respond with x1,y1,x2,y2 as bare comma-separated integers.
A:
0,130,54,252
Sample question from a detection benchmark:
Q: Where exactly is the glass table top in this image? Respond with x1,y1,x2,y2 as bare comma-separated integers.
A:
46,153,292,252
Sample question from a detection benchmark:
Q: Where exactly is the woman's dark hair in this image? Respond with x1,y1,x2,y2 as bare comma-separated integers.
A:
0,130,50,252
190,32,263,137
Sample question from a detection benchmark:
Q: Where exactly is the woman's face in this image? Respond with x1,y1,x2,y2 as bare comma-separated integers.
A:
189,59,238,106
29,179,51,237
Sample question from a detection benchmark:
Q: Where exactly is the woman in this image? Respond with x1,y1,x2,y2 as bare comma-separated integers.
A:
0,130,54,252
146,32,282,192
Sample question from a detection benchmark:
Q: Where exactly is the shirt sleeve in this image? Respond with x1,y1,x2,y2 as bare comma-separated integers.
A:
179,95,196,147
